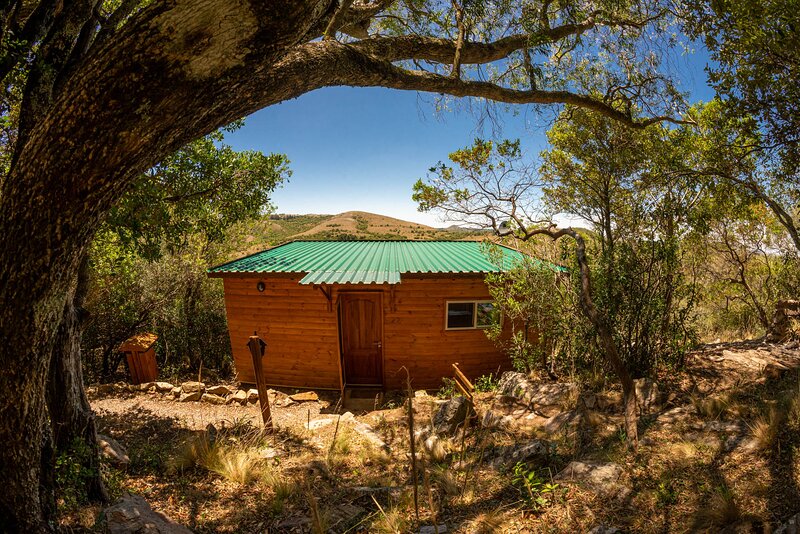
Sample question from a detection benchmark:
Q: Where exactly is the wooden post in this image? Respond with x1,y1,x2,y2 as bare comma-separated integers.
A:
248,332,273,431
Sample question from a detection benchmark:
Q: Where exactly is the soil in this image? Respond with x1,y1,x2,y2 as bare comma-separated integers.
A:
63,340,800,533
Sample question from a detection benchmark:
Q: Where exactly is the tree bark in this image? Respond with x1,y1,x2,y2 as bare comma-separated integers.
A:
47,256,109,505
0,0,678,527
517,226,639,447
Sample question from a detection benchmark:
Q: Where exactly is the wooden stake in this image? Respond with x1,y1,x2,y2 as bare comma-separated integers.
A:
402,366,420,524
248,332,273,432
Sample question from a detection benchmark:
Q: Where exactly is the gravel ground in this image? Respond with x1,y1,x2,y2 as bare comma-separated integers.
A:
90,387,341,432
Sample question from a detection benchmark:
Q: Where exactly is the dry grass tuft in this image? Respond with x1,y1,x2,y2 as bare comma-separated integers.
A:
748,406,784,451
431,466,460,497
209,447,263,484
468,507,506,533
666,441,698,464
694,488,742,530
692,393,730,419
370,505,409,534
422,434,450,463
168,426,269,484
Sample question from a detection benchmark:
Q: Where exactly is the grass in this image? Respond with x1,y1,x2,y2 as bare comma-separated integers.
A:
693,486,742,530
748,405,784,451
691,393,731,419
369,496,410,534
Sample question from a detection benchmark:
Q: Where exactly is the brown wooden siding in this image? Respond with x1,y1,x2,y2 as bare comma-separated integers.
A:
220,275,513,390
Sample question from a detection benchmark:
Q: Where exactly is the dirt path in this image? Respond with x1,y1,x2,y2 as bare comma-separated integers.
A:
90,388,340,433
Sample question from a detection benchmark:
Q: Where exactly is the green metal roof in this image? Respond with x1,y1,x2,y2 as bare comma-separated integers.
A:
208,240,549,285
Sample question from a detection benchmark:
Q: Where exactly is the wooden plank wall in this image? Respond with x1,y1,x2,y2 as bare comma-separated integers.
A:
222,277,341,388
221,275,513,390
383,277,512,389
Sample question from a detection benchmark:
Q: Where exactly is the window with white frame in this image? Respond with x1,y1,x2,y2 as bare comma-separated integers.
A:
446,300,500,330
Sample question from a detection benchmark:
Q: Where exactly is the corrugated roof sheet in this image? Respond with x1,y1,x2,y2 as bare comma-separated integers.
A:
208,240,560,285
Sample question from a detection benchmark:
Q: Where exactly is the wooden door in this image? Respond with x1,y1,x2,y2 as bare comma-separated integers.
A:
340,293,383,386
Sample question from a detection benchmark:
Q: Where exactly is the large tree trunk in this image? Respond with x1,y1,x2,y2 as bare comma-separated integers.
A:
0,5,329,529
570,230,639,447
527,227,639,447
47,256,109,504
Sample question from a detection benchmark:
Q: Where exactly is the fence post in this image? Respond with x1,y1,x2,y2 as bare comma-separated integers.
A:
248,332,273,431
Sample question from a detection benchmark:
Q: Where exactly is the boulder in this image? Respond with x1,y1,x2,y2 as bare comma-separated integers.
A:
414,390,429,398
489,439,554,468
634,378,662,413
171,387,181,398
97,383,115,395
178,391,202,402
98,434,129,467
433,396,473,435
227,389,248,405
543,410,582,433
201,393,226,405
497,372,578,411
155,382,174,393
555,461,626,498
247,388,259,403
206,384,231,396
180,381,205,393
102,494,193,534
137,382,155,392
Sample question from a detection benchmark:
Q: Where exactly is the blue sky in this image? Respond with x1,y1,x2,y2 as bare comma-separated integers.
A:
225,47,714,227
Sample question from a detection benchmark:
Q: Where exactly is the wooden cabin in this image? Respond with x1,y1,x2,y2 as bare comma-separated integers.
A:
208,240,531,391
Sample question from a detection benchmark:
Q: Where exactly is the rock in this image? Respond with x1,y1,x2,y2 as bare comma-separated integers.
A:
97,383,115,395
657,405,695,424
137,382,155,391
206,384,231,396
328,503,365,530
259,447,279,459
589,526,620,534
634,378,663,413
247,388,259,403
555,461,626,498
155,382,174,393
275,516,311,530
178,391,202,402
543,410,582,433
306,417,335,430
171,387,181,398
98,434,129,467
290,391,319,402
415,390,429,398
227,389,248,405
180,381,205,393
352,420,388,449
418,525,448,534
498,372,579,411
102,494,193,534
201,393,226,405
433,396,473,435
774,511,800,534
481,410,508,430
280,397,297,408
490,439,554,468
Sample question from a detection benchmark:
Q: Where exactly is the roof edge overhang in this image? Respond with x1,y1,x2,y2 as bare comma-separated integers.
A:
207,270,496,282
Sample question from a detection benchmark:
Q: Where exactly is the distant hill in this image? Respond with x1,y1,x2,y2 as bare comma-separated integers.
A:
232,211,490,258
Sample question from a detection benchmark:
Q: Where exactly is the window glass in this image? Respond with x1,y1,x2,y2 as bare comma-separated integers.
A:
476,302,499,327
447,302,475,329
